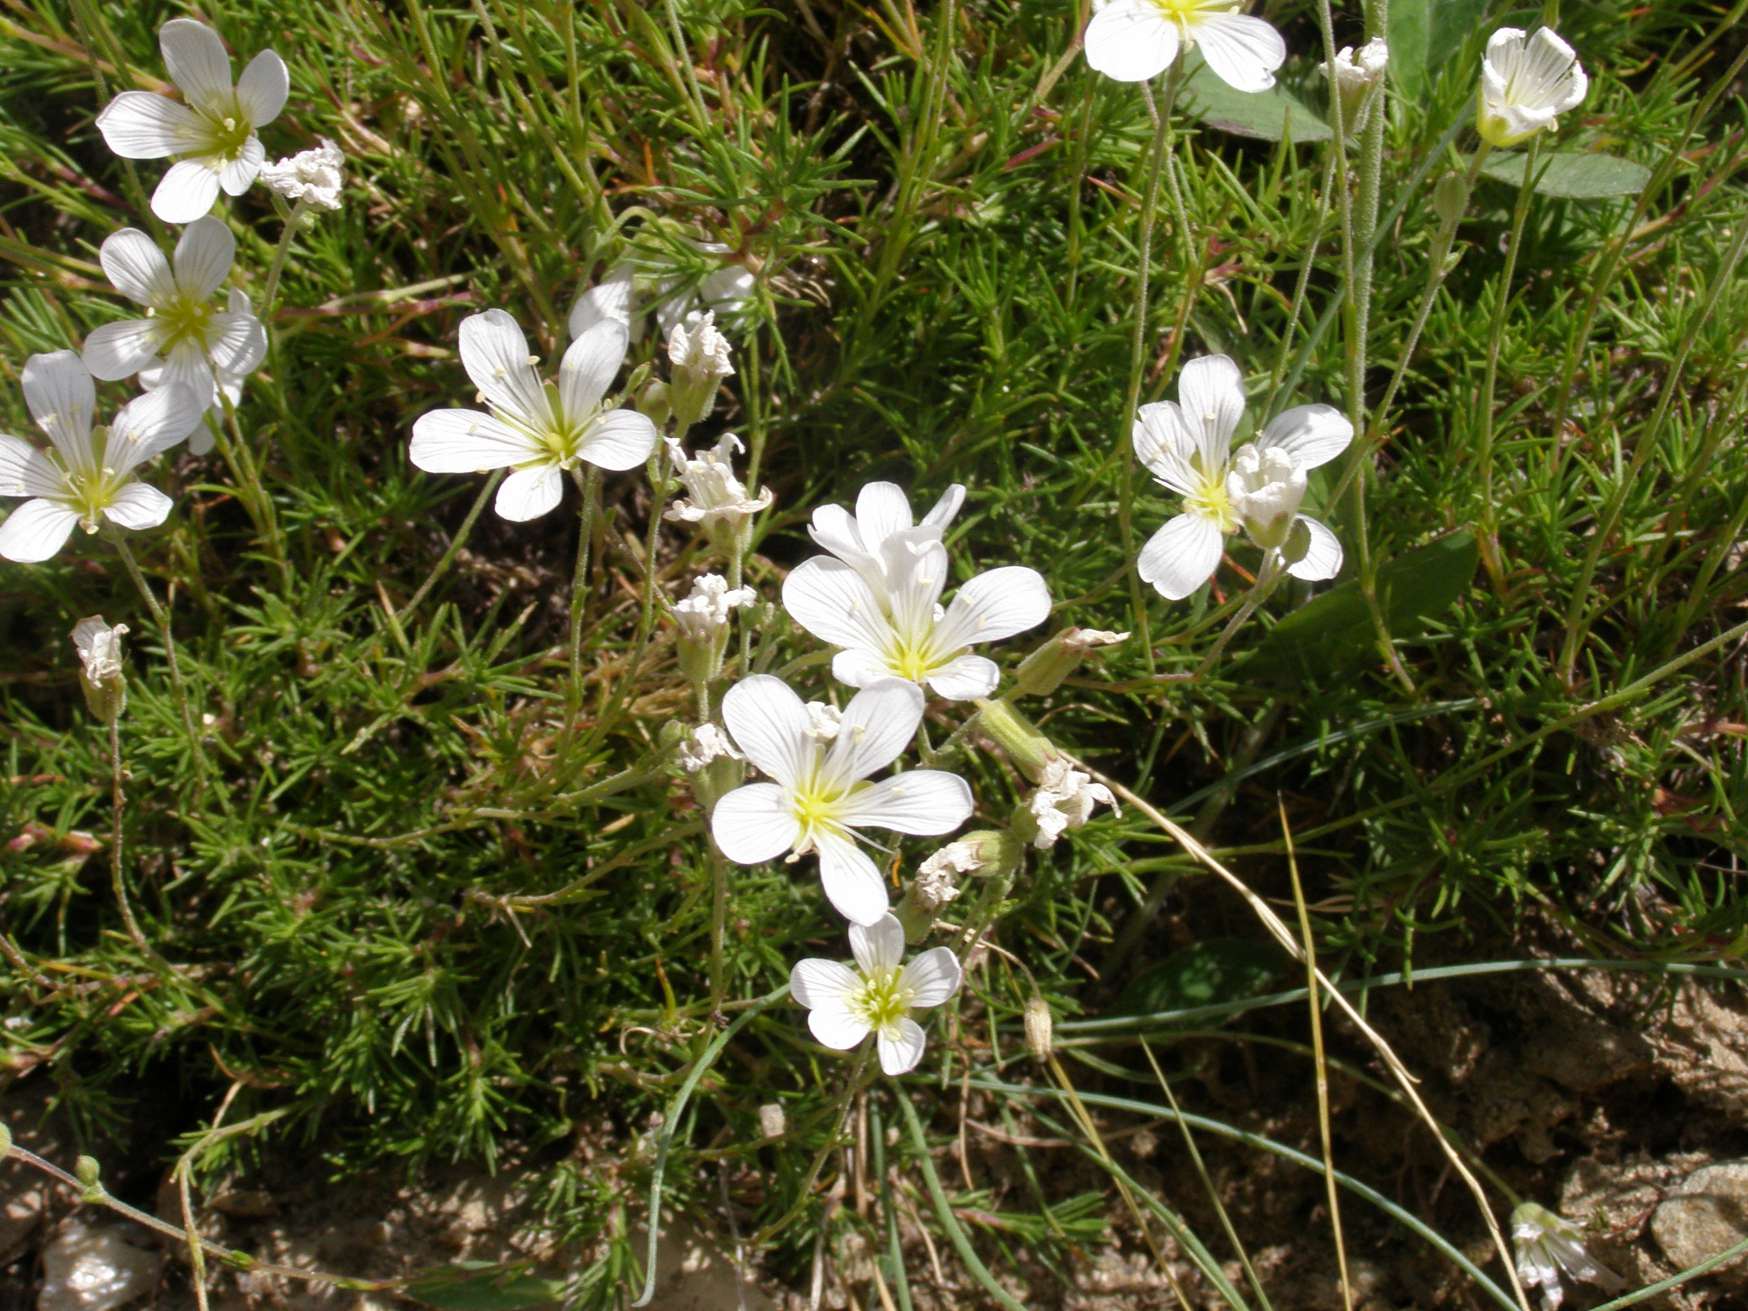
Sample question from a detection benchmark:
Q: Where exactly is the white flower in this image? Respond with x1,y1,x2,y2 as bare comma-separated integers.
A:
567,244,755,342
0,353,201,562
1028,757,1117,849
807,481,966,606
673,573,755,640
72,616,130,722
94,19,288,224
260,138,345,209
665,434,771,532
711,676,973,925
1477,28,1587,149
1321,37,1389,131
83,220,267,417
668,311,734,380
804,701,844,743
1134,355,1352,599
789,913,962,1075
409,309,658,522
567,263,636,339
1084,0,1286,92
784,528,1052,700
1511,1203,1623,1311
914,839,983,910
678,723,742,773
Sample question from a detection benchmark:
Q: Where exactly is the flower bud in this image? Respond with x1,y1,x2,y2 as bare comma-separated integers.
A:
637,378,672,429
1320,38,1387,134
672,574,755,686
260,138,345,210
666,310,735,430
973,699,1055,781
1024,996,1053,1061
72,617,129,725
1432,172,1469,227
1012,627,1130,697
75,1154,104,1199
1227,445,1307,552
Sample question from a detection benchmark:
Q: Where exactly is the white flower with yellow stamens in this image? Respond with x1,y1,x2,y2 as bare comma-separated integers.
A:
1134,355,1352,599
0,353,201,562
1477,28,1587,149
1084,0,1286,92
711,676,972,925
409,309,658,522
807,481,966,607
95,19,288,223
790,914,962,1075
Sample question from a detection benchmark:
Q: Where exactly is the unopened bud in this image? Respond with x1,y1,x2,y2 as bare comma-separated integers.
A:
758,1103,786,1139
72,617,128,724
637,378,672,428
1024,996,1053,1061
1013,627,1129,697
1433,172,1469,227
973,699,1056,781
75,1154,104,1199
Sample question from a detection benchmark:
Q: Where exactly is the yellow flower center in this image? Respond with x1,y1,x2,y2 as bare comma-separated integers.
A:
198,103,256,163
852,970,910,1034
153,295,216,353
1150,0,1236,27
61,428,122,530
1185,468,1237,532
888,634,937,683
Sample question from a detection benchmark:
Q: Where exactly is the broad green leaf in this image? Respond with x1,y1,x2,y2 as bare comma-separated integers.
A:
1480,150,1653,200
405,1262,567,1310
1246,531,1478,683
1388,0,1487,99
1117,939,1283,1019
1179,52,1331,143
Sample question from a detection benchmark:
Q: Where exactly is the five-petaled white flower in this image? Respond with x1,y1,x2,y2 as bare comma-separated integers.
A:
665,434,771,535
711,676,973,926
1476,28,1588,149
790,913,962,1075
260,138,345,210
1511,1203,1623,1311
808,481,965,606
409,309,658,522
0,353,201,562
1084,0,1286,92
95,19,288,224
784,527,1052,700
1134,355,1352,600
83,219,267,429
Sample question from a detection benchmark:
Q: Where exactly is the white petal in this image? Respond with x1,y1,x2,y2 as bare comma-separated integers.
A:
820,679,925,786
216,137,265,196
831,648,896,689
900,947,963,1008
924,654,999,700
789,957,860,1011
931,566,1051,650
920,483,965,531
1138,513,1225,600
711,782,801,865
205,310,267,378
876,1018,928,1075
107,384,203,474
782,558,891,656
235,48,289,126
172,217,236,300
99,227,175,306
1283,515,1343,582
0,499,80,562
568,263,635,339
805,997,871,1050
493,464,564,521
815,830,890,926
808,503,872,569
849,913,906,975
1192,12,1287,93
838,770,973,836
1257,404,1352,470
1133,402,1200,496
0,436,63,498
410,410,532,471
160,18,233,112
22,351,96,465
1084,0,1178,83
720,675,813,789
101,480,173,530
154,338,216,401
83,320,162,382
95,92,202,158
152,159,222,224
1176,355,1245,472
577,410,657,472
854,482,915,546
458,310,552,430
558,320,628,420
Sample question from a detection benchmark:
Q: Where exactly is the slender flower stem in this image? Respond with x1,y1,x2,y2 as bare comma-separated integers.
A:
107,717,148,955
1193,557,1283,680
1118,69,1180,679
708,846,730,1015
566,464,604,720
1474,136,1539,595
113,538,209,788
399,470,504,621
260,197,309,333
212,397,291,588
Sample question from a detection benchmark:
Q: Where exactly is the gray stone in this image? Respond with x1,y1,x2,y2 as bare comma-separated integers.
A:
36,1218,161,1311
1650,1161,1748,1287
